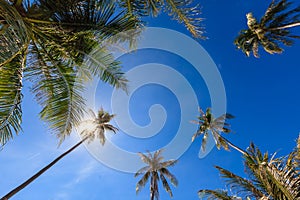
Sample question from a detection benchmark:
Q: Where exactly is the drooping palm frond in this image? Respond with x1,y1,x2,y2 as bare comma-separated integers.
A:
136,171,150,194
118,0,205,38
215,166,265,199
25,40,86,143
164,0,205,39
235,0,300,57
135,149,178,200
0,0,30,144
0,55,24,145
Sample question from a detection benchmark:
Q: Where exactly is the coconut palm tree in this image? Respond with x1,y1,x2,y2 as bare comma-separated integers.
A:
235,0,300,58
198,142,300,200
0,108,117,200
135,149,178,200
0,0,142,146
117,0,205,39
191,108,246,155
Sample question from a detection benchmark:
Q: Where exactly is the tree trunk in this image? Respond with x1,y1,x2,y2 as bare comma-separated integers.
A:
1,136,88,200
150,175,154,200
269,22,300,30
221,135,248,155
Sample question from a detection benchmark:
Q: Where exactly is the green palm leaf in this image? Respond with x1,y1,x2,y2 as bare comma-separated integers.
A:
198,189,240,200
165,0,205,39
0,55,24,145
0,0,142,146
118,0,205,38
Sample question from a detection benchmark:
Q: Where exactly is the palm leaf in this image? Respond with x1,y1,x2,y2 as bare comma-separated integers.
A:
198,189,238,200
159,173,173,197
25,41,86,143
0,55,24,145
0,0,30,66
165,0,205,38
118,0,162,16
215,166,265,198
136,171,150,194
160,167,178,186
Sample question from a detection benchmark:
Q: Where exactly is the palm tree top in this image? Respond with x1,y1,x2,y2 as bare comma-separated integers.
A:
135,149,178,200
191,107,236,152
235,0,300,58
80,108,118,145
136,149,177,172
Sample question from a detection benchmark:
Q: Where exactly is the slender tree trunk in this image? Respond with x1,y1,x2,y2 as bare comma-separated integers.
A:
221,135,248,155
269,22,300,30
1,136,88,200
150,175,154,200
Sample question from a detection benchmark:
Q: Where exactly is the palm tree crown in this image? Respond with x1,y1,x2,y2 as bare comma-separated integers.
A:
235,0,300,58
0,0,141,146
80,108,118,145
191,108,242,153
135,149,178,200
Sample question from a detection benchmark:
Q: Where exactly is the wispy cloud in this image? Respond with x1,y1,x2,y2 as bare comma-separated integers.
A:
63,160,98,188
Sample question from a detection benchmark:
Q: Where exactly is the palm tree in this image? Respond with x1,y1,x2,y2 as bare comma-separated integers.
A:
0,0,141,146
198,142,300,200
0,108,117,200
135,149,178,200
191,108,246,155
117,0,205,39
235,0,300,58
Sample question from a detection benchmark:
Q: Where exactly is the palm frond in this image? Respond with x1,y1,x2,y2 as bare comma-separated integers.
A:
160,167,178,186
25,42,86,143
165,0,205,38
198,189,238,200
138,152,152,165
160,159,177,168
159,173,173,197
136,171,150,194
200,131,209,152
135,166,150,177
0,0,30,66
0,55,24,145
215,166,265,198
118,0,163,17
82,44,128,90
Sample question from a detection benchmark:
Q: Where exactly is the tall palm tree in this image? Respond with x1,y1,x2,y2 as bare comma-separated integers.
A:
135,149,178,200
0,108,117,200
235,0,300,58
191,107,246,155
0,0,141,146
117,0,205,39
198,142,300,200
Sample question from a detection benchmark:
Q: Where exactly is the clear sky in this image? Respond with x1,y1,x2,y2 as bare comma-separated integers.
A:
1,0,300,199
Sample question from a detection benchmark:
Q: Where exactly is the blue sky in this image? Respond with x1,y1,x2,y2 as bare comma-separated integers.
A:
1,0,300,199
